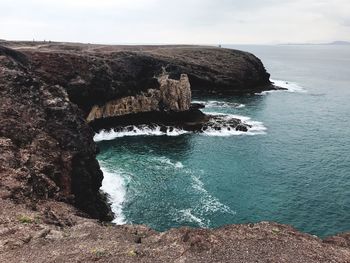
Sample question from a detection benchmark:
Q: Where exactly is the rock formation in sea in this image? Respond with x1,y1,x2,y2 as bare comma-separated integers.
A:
0,41,349,262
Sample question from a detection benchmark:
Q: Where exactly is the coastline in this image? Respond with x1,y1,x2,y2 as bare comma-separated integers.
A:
1,41,349,262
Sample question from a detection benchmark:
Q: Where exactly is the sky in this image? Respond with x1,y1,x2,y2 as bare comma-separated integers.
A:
1,0,350,44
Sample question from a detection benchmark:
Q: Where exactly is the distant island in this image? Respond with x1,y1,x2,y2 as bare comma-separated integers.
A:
328,41,350,45
280,41,350,46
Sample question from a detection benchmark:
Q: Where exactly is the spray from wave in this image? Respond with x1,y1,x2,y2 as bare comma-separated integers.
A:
94,125,189,142
192,100,245,109
256,79,306,95
175,173,235,228
156,156,184,169
94,114,266,141
100,164,129,225
200,112,267,136
176,209,209,228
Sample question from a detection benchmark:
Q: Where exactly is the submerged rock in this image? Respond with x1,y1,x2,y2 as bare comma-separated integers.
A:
236,124,249,132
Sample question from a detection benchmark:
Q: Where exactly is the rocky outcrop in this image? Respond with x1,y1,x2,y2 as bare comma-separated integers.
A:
1,213,350,263
86,74,191,122
0,44,112,221
158,74,191,111
0,41,276,114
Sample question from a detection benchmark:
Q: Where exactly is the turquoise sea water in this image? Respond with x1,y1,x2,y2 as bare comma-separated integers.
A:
97,45,350,237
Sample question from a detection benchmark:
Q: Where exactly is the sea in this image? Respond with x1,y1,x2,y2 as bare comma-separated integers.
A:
96,44,350,237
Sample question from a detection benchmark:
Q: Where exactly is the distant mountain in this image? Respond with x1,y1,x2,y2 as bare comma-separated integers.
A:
280,41,350,46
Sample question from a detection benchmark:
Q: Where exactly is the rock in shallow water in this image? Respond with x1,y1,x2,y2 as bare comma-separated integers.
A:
235,124,249,132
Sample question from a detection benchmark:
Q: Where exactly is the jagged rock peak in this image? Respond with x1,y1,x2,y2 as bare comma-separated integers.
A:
158,73,191,112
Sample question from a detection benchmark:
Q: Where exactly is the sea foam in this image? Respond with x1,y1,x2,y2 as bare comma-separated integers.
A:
94,113,266,141
100,164,128,225
256,79,306,95
192,100,245,109
154,156,184,169
94,125,189,142
201,112,267,136
190,174,235,215
177,208,208,228
175,173,235,228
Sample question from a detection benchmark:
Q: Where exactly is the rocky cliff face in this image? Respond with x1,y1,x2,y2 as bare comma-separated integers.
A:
0,42,274,114
0,45,112,221
86,74,191,123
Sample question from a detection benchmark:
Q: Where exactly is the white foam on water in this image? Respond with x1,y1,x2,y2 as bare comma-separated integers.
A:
93,113,266,141
192,100,245,109
191,174,235,215
201,112,267,136
173,170,236,228
177,208,208,228
156,156,184,169
94,125,189,141
256,79,307,95
174,162,184,169
100,164,129,225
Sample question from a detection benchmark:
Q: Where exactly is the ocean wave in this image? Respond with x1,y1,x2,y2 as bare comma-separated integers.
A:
93,112,266,141
177,208,208,228
155,156,184,169
256,79,306,95
174,173,235,228
192,100,245,109
100,164,129,225
190,175,235,214
201,112,267,136
94,125,189,141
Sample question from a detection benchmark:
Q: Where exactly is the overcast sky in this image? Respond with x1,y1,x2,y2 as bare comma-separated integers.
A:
1,0,350,44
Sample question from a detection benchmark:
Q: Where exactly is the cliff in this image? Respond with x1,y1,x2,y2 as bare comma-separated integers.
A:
86,74,191,123
0,44,112,221
0,42,349,262
0,41,274,114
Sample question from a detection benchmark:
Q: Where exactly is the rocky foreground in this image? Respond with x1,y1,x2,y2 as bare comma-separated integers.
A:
1,41,350,262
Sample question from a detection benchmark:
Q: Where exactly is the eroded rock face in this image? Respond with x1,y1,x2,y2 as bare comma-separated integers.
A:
86,74,191,122
86,89,161,122
0,45,112,221
158,74,191,111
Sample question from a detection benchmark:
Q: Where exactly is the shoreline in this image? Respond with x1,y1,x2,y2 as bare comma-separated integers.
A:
1,41,349,262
